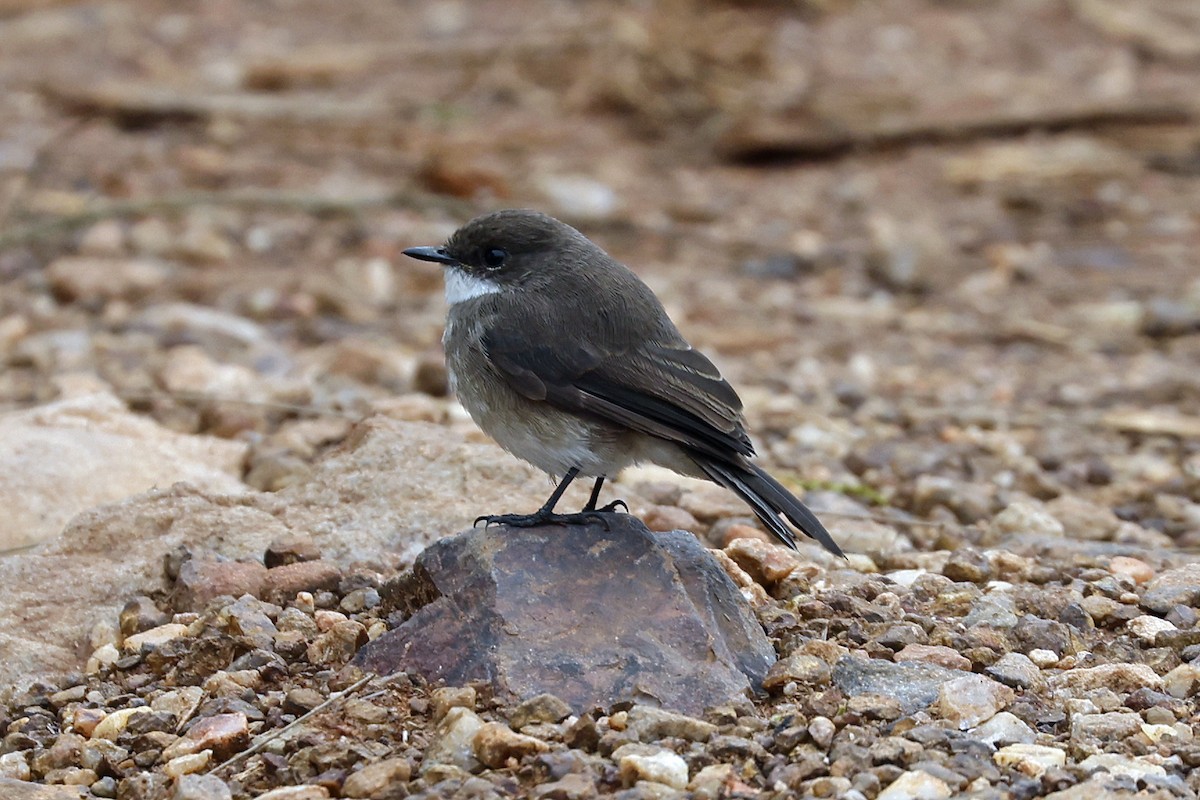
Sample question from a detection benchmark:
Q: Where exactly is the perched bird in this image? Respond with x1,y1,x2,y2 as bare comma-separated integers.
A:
404,210,843,557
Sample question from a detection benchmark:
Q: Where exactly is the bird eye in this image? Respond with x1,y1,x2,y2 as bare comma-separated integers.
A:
482,248,508,270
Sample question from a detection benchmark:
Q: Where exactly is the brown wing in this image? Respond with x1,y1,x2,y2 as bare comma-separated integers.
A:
482,326,754,461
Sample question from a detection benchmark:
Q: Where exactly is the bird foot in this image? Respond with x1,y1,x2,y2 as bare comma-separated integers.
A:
475,509,622,530
591,499,628,514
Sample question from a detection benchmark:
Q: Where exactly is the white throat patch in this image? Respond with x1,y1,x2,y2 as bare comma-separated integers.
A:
444,267,502,306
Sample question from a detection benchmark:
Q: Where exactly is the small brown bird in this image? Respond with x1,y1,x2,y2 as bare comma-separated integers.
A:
404,210,842,557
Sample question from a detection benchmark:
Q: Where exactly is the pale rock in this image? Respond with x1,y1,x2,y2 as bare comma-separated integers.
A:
937,674,1013,729
152,687,204,727
0,752,30,781
472,722,549,768
877,769,952,800
894,644,971,672
537,174,619,221
993,743,1065,777
972,711,1035,746
341,757,412,798
92,707,153,740
626,706,717,742
46,257,169,300
615,745,689,790
1052,663,1162,693
174,773,233,800
0,392,246,550
1161,663,1200,699
134,303,267,347
86,643,120,674
123,623,189,652
1027,649,1059,668
986,652,1041,689
162,713,249,760
1078,753,1166,779
422,707,485,773
1139,723,1187,743
689,763,735,800
163,750,211,778
990,500,1064,539
1141,563,1200,613
809,716,836,749
256,787,330,800
1125,615,1176,645
0,416,548,686
1070,711,1142,742
70,707,106,737
1108,556,1154,584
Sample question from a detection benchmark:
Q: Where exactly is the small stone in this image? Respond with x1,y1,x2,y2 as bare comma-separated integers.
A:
92,707,153,740
46,257,169,301
1141,564,1200,613
1071,712,1142,742
473,721,550,768
877,769,952,800
564,714,600,751
306,620,367,665
432,687,477,722
119,596,170,636
993,743,1065,778
894,644,971,672
1077,753,1166,779
174,774,233,800
1162,663,1200,698
762,653,832,691
809,716,836,749
615,746,689,790
152,687,204,726
163,750,211,778
262,560,343,604
284,688,325,714
1027,649,1059,668
1109,556,1154,584
986,653,1040,689
725,537,801,588
1126,615,1176,645
341,757,413,798
1053,663,1162,693
942,548,991,583
689,764,734,800
532,773,598,800
49,685,87,707
0,752,30,781
972,712,1035,746
87,643,120,674
264,535,322,568
642,505,700,533
123,623,189,653
509,694,572,728
166,713,249,760
937,674,1013,729
256,788,330,800
422,706,484,773
990,501,1064,538
626,706,717,742
174,558,267,612
71,707,107,737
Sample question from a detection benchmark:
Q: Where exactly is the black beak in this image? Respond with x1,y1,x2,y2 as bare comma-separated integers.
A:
403,246,459,266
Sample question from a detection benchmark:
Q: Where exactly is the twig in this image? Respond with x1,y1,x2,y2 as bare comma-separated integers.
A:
210,673,374,775
717,99,1196,164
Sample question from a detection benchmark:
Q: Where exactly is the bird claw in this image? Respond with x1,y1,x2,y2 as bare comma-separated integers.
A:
473,509,622,530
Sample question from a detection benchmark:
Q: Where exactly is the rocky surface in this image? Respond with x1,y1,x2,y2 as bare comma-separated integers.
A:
356,519,775,715
1,0,1200,798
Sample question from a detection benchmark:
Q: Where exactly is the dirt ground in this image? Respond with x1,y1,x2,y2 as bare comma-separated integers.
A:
2,1,1200,798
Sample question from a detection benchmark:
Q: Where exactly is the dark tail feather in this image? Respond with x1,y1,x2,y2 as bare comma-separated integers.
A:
697,459,845,558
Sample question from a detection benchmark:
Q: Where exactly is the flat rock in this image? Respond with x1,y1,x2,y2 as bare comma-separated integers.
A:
0,416,548,687
356,518,776,715
0,391,246,550
0,778,86,798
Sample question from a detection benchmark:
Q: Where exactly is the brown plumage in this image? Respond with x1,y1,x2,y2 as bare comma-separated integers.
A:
404,209,843,557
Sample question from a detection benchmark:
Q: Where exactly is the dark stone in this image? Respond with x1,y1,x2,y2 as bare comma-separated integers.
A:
832,656,969,715
355,519,775,716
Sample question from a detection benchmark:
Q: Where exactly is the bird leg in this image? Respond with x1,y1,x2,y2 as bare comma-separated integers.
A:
582,476,628,514
476,468,626,529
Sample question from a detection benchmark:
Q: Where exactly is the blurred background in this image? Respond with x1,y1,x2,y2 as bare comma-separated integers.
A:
0,0,1198,550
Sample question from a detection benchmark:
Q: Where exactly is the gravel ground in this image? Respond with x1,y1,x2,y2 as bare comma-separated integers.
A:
1,0,1199,798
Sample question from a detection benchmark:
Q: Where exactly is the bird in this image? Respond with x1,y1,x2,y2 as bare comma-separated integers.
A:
403,209,843,557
